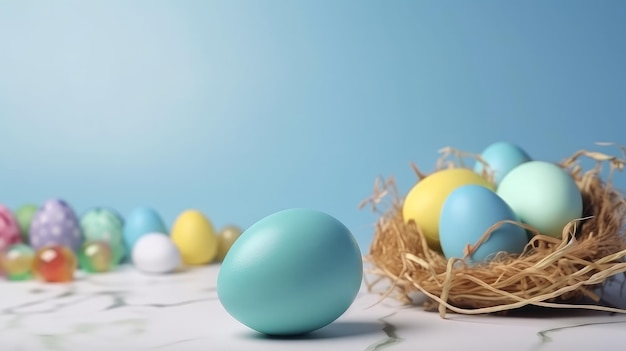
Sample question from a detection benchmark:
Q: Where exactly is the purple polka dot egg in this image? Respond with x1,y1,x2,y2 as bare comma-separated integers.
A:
29,199,83,253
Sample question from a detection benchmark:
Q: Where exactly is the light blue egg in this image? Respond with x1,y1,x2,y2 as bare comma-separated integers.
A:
122,207,168,252
217,208,363,336
439,185,528,263
474,141,531,186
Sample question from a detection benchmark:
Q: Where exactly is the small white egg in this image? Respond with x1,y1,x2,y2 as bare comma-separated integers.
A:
131,233,181,274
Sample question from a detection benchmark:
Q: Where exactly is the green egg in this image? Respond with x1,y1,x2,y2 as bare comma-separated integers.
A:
80,208,126,264
15,204,39,242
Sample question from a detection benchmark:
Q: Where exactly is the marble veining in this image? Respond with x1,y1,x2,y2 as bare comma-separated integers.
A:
537,319,626,343
365,312,402,351
1,265,626,350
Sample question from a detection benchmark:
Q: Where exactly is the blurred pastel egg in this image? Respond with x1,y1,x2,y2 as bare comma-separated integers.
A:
15,204,38,242
497,161,583,238
80,207,126,264
29,199,83,253
132,233,181,274
123,207,168,252
33,245,77,282
218,208,363,336
402,168,494,250
216,225,242,262
78,240,115,273
474,141,532,186
1,243,35,281
439,185,528,262
0,205,22,252
171,210,218,265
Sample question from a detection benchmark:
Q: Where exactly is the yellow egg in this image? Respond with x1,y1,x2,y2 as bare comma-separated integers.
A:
402,168,494,251
170,210,218,265
216,225,243,262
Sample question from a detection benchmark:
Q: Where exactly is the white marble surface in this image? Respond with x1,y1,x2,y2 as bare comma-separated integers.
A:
1,264,626,350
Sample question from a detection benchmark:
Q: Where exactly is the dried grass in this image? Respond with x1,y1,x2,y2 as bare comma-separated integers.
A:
361,144,626,318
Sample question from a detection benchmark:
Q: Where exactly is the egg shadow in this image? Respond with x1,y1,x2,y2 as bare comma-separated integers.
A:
242,321,385,340
497,304,618,319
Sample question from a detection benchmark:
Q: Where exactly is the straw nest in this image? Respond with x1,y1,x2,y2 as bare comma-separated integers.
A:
361,143,626,318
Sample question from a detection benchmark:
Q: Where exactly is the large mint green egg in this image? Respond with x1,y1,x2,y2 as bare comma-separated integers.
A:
217,208,363,336
497,161,583,238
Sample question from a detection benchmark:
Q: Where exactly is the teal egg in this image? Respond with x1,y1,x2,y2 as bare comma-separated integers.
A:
122,207,168,252
439,185,528,262
80,207,126,264
474,141,532,186
217,208,363,336
497,161,583,238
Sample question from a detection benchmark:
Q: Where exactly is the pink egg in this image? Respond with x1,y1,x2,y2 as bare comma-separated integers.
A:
0,205,22,252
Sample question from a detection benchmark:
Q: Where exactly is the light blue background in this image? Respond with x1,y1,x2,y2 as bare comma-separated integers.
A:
1,1,625,252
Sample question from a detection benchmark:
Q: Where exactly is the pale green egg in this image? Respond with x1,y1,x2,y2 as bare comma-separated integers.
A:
497,161,583,238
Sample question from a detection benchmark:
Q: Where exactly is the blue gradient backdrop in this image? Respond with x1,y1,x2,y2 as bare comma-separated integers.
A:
1,1,625,252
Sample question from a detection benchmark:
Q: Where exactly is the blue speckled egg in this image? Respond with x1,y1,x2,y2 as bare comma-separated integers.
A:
122,207,168,252
439,185,528,262
217,208,363,336
474,141,532,186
